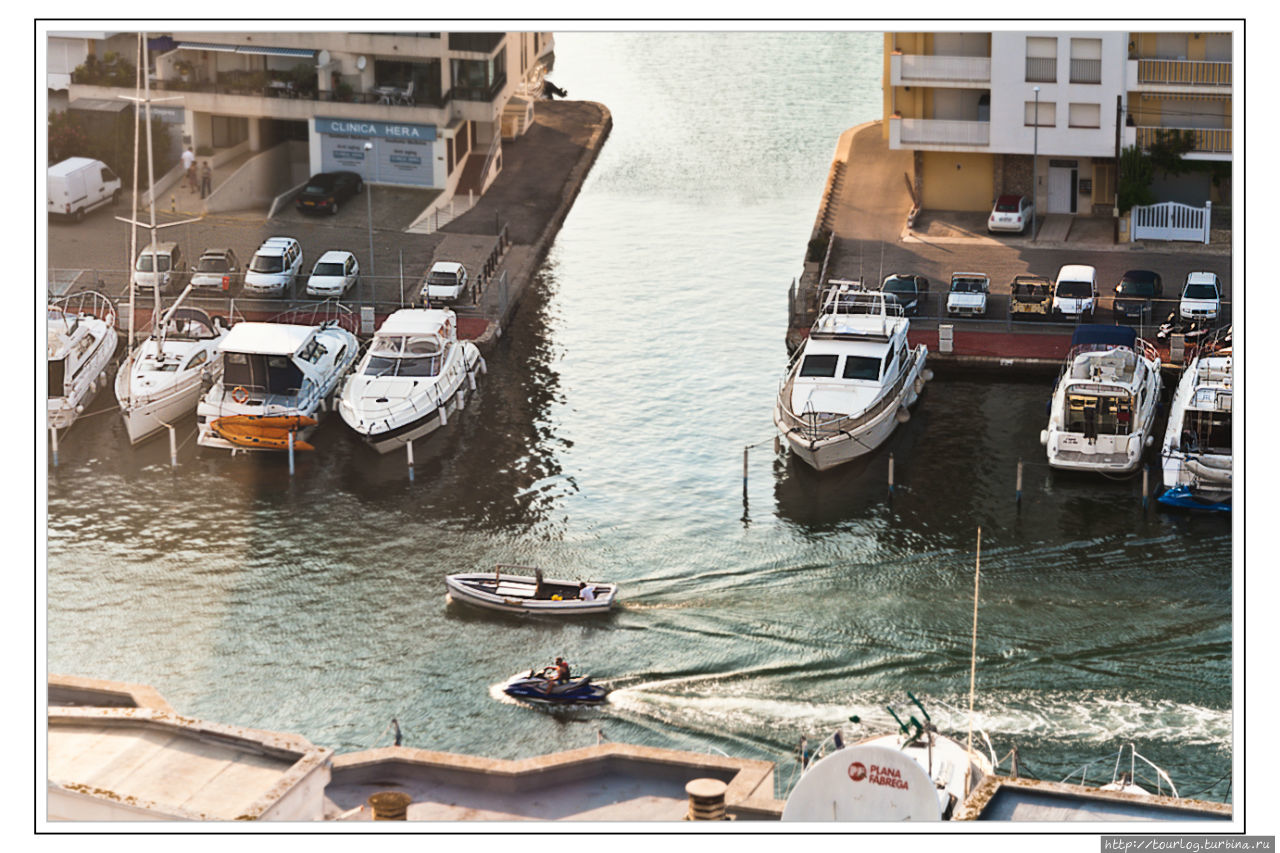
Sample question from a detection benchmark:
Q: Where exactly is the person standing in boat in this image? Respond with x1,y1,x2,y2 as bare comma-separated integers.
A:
578,582,596,601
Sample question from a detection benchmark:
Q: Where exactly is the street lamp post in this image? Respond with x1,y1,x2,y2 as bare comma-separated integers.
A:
1032,86,1040,240
364,141,375,280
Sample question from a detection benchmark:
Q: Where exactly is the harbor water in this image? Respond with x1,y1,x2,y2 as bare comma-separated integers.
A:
46,32,1233,803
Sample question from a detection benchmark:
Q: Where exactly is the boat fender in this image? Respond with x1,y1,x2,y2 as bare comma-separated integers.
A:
913,377,925,395
468,370,477,391
438,403,448,427
479,357,488,375
1039,429,1049,446
922,369,934,382
1144,434,1154,447
457,389,466,411
75,404,85,414
895,406,910,424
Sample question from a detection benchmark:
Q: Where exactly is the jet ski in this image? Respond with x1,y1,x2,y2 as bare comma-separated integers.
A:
503,666,609,704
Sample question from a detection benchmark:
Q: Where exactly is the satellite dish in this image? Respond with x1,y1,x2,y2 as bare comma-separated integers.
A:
356,55,367,71
782,744,942,822
317,49,330,67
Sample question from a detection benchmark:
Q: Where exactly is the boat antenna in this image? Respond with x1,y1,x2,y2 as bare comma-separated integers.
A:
878,242,884,287
966,527,982,757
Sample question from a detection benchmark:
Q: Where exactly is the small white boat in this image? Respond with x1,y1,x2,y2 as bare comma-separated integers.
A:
1159,328,1231,511
1061,743,1180,799
1041,325,1162,474
196,321,358,452
338,308,485,454
115,302,226,444
774,284,930,471
48,291,118,432
445,566,618,615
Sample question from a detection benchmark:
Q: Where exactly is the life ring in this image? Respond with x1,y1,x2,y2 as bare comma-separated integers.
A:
232,386,249,403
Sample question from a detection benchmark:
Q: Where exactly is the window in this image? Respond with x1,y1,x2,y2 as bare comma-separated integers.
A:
184,350,208,371
842,356,882,381
1069,103,1101,128
49,358,66,398
1069,38,1102,83
1026,36,1057,82
1025,100,1056,127
799,354,839,378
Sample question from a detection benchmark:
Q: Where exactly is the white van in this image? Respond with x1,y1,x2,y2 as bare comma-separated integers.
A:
48,157,122,222
1053,264,1098,320
244,237,303,296
132,242,187,294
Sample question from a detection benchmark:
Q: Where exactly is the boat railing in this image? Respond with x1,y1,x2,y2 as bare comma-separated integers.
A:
776,346,923,441
269,299,359,335
1060,743,1179,798
48,290,118,329
1067,338,1159,366
816,283,905,322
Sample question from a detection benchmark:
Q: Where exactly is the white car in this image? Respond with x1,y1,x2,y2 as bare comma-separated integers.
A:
244,236,303,297
946,272,989,317
421,261,469,304
987,194,1032,234
1179,271,1222,322
306,251,359,298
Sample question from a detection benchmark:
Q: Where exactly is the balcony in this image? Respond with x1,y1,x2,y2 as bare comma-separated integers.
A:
1132,125,1232,156
892,117,990,148
890,53,990,87
1128,59,1232,92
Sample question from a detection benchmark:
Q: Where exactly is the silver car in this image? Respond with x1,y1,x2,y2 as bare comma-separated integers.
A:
190,249,241,292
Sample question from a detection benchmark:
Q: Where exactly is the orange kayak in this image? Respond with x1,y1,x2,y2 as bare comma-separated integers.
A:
211,417,315,451
213,414,318,429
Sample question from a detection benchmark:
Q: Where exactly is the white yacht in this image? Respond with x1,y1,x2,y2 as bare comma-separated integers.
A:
1159,328,1231,511
196,321,359,452
48,291,119,432
774,285,930,471
338,308,485,454
114,303,227,444
1041,325,1162,475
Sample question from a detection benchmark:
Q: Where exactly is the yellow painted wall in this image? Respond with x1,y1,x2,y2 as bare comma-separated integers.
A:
921,151,994,211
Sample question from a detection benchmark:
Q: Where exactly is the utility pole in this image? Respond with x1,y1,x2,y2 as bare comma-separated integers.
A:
1114,95,1123,244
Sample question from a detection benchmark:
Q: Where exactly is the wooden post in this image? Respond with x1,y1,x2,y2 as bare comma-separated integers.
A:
50,426,59,467
888,452,895,497
168,424,178,467
1016,458,1023,506
287,430,295,476
406,439,415,483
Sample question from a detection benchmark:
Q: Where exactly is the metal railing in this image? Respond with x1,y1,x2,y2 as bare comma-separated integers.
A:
776,346,924,441
1025,56,1056,82
899,118,990,146
1135,126,1231,155
897,54,991,82
1137,59,1232,87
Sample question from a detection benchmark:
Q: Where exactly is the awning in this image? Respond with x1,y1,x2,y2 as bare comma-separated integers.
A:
177,41,316,59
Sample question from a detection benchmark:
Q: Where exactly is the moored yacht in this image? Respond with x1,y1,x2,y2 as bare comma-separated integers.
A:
115,304,226,444
48,291,119,433
1159,328,1231,511
196,321,358,452
338,308,484,454
1041,325,1162,475
774,284,930,471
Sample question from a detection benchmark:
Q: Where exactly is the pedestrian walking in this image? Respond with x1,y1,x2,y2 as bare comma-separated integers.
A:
200,162,212,199
181,147,196,191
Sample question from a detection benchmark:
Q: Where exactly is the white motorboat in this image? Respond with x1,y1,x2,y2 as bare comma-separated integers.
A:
338,308,485,454
115,303,226,444
196,321,359,452
1159,328,1231,511
1041,325,1162,475
445,566,617,615
774,284,930,471
1061,743,1180,799
783,696,994,821
48,291,119,433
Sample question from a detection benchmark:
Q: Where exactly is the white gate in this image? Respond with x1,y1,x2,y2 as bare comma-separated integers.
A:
1131,201,1212,243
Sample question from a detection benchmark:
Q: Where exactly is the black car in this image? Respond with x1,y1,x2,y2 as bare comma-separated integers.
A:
1112,269,1163,324
296,171,363,215
878,273,930,316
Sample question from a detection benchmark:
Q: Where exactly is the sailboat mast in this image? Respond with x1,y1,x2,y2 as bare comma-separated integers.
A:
141,34,164,348
125,34,143,407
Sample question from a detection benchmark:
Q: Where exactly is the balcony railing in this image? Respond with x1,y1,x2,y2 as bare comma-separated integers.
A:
1136,125,1232,155
1137,59,1232,87
1069,58,1101,84
147,75,451,108
451,74,507,102
1025,56,1056,83
897,54,991,83
899,118,990,146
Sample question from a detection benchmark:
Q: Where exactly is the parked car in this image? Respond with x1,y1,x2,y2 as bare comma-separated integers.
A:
306,251,360,297
48,157,121,222
1112,269,1163,324
987,194,1032,234
296,171,363,216
421,261,469,304
1179,271,1223,322
878,273,929,316
1052,264,1098,320
190,248,242,292
1008,274,1054,320
946,272,989,317
131,242,187,295
243,237,303,297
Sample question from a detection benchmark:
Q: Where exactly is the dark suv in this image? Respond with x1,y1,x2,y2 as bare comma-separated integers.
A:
1112,270,1163,324
296,171,364,215
878,273,930,316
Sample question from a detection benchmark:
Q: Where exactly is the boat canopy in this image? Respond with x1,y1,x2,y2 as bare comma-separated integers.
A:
377,308,456,339
219,322,314,356
1070,325,1136,350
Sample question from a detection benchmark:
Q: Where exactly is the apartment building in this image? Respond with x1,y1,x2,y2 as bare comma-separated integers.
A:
60,31,553,196
883,30,1232,215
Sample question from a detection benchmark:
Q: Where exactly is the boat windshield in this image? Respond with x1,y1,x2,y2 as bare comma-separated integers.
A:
799,354,838,378
250,254,284,273
842,355,882,381
136,254,171,272
1184,284,1218,300
363,355,441,377
48,358,66,398
223,352,303,396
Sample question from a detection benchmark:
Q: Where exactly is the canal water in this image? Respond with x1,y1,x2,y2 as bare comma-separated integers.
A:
46,32,1233,804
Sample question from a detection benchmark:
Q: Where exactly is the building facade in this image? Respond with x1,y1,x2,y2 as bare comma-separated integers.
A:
883,30,1232,214
58,31,554,196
